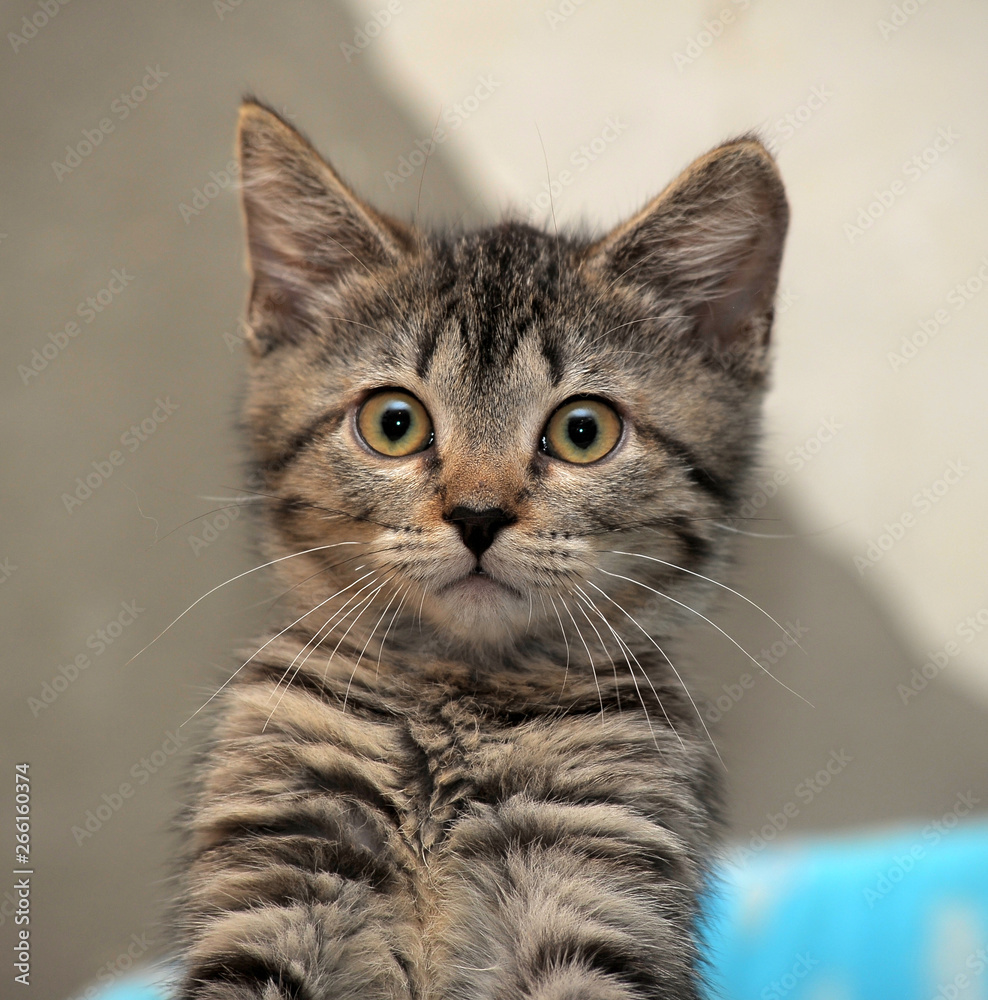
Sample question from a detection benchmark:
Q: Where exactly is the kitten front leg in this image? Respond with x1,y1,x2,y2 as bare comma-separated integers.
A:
430,794,708,1000
177,879,417,1000
175,684,423,1000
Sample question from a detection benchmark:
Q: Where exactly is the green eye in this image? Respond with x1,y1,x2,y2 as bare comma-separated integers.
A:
543,399,622,464
357,390,433,457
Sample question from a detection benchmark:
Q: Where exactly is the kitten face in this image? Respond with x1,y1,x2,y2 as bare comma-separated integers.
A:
236,103,787,653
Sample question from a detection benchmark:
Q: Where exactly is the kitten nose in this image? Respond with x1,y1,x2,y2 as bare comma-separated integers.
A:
444,506,516,559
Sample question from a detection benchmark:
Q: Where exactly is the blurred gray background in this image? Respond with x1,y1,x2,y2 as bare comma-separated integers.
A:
1,3,986,998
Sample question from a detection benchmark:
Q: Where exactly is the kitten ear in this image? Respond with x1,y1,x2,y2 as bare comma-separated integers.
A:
236,100,412,349
586,137,788,367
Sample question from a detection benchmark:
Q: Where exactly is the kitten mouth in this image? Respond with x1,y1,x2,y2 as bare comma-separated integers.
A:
442,566,522,600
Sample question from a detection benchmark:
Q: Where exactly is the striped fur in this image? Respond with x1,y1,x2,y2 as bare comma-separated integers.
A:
172,101,788,999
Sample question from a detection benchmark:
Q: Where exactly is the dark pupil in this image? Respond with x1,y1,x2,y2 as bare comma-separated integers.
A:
567,412,598,449
380,404,412,442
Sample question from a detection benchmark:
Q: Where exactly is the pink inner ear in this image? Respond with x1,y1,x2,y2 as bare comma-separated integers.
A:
694,237,779,352
585,139,788,361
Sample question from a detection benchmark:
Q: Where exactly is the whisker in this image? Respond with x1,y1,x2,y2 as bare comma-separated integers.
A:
547,594,571,693
376,584,411,676
265,572,385,702
150,501,257,546
415,104,444,225
332,589,391,712
596,567,813,708
227,484,399,531
342,577,403,710
180,568,376,726
603,549,805,650
247,569,376,673
260,543,406,615
574,589,669,752
263,581,388,730
352,580,403,675
585,579,723,765
559,595,604,722
126,541,364,665
569,589,621,713
414,580,435,633
714,519,853,539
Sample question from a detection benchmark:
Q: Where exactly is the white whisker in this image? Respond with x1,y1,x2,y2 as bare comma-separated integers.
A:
559,594,604,721
265,573,386,702
180,569,376,726
376,585,411,676
596,567,813,708
569,587,621,713
127,541,364,666
585,579,723,764
574,588,669,752
547,594,571,692
604,549,805,650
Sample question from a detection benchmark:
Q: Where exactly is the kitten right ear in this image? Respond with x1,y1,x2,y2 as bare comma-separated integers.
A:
585,137,788,372
236,100,411,350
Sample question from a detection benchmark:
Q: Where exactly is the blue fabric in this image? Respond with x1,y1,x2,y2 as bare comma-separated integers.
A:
83,819,988,1000
703,818,988,999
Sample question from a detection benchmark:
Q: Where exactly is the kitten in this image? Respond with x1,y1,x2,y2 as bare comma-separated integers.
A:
173,100,787,999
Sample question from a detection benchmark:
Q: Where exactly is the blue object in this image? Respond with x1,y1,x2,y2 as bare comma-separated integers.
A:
704,817,988,999
81,818,988,1000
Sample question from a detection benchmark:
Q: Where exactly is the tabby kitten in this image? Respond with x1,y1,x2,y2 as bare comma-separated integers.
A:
173,101,787,1000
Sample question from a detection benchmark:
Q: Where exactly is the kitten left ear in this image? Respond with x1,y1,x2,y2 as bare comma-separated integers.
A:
236,100,412,348
586,137,788,366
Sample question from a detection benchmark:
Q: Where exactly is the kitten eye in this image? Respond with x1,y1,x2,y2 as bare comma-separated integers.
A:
357,390,434,457
542,398,622,464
